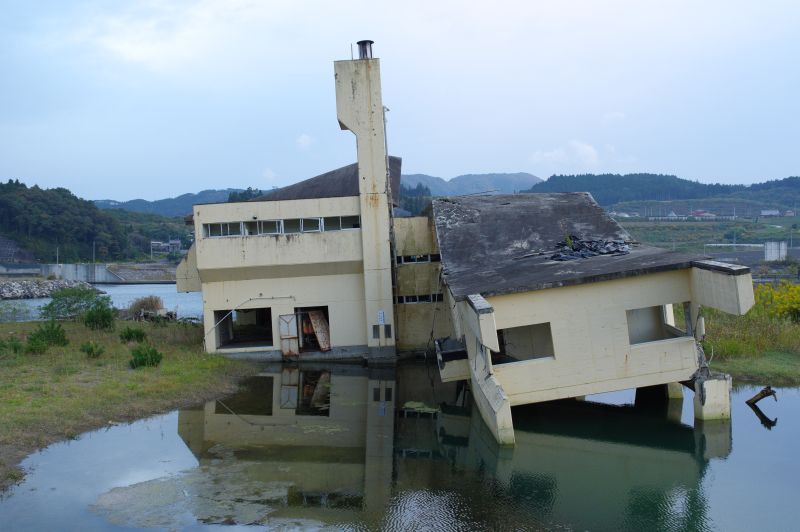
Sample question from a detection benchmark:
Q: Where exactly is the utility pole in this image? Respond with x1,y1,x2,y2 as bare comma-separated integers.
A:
56,246,59,265
92,240,96,263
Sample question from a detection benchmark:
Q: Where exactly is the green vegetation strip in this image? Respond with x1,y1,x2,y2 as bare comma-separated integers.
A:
0,320,258,492
703,283,800,386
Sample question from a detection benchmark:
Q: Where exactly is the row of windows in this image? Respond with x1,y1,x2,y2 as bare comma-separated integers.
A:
396,254,441,264
395,293,444,304
202,216,361,238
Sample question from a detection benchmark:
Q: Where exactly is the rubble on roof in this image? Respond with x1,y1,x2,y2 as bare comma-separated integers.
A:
550,236,631,261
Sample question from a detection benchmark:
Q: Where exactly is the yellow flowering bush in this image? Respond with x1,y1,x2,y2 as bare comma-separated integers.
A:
756,282,800,322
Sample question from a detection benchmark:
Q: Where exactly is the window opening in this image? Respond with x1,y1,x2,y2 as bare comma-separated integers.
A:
494,323,555,364
341,215,360,229
626,302,691,345
214,308,273,349
301,218,321,232
260,220,281,234
244,221,259,236
323,216,341,231
222,222,241,236
283,219,302,233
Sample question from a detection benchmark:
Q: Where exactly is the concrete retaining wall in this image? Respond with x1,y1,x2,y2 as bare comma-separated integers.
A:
41,264,125,283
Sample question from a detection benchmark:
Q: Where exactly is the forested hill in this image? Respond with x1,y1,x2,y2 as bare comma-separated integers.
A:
95,188,240,217
403,172,541,196
527,173,745,205
0,180,189,262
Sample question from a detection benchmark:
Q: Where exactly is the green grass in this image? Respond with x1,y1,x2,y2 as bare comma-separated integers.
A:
701,304,800,385
0,320,258,492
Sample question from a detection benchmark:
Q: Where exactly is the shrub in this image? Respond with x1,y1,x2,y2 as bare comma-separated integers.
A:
8,336,23,354
120,326,147,343
79,341,105,358
129,344,163,369
82,301,115,331
26,336,49,355
40,287,111,320
27,320,69,353
128,296,164,320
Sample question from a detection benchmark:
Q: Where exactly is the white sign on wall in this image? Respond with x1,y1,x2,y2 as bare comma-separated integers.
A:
377,310,385,325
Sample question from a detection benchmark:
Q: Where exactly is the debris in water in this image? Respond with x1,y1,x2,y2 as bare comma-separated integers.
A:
746,386,777,406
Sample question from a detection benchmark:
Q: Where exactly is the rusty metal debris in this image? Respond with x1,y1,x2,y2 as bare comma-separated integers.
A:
550,236,631,261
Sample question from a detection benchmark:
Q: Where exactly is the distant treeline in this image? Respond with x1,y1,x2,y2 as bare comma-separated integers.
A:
0,180,190,262
526,173,800,211
526,173,746,205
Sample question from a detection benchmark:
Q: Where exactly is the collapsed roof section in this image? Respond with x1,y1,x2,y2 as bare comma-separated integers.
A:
253,156,402,205
432,193,705,299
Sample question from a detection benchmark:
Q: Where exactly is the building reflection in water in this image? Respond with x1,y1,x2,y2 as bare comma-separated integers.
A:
170,361,730,529
177,363,395,526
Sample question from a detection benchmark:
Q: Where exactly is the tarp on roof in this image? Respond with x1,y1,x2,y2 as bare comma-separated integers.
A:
253,156,402,205
432,193,705,299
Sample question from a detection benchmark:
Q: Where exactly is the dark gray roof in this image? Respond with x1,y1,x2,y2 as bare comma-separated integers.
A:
253,156,402,204
432,193,708,299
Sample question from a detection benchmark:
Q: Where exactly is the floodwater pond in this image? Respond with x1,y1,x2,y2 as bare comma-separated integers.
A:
0,283,203,322
0,361,797,531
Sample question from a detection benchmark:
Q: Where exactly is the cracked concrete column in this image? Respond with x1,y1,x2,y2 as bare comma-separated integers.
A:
693,374,732,421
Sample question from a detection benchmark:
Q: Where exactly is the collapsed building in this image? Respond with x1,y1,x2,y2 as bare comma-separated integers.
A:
177,41,755,444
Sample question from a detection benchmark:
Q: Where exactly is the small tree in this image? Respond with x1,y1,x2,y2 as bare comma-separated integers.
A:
129,344,163,369
40,287,111,320
83,300,116,330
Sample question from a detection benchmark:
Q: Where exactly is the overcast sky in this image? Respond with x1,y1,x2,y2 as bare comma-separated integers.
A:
1,0,799,200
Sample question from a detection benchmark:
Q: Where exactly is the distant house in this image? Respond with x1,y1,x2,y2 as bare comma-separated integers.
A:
761,209,781,217
785,210,796,217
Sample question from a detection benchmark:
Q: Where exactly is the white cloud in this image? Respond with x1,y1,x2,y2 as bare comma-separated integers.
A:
602,111,626,123
261,167,277,181
568,140,599,167
531,147,568,164
530,140,600,169
295,133,315,150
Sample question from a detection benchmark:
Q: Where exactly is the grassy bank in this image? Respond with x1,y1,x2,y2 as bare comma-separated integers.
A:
0,320,258,492
703,284,800,385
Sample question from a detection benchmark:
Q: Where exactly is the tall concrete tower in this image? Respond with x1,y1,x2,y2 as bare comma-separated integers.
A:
334,40,395,359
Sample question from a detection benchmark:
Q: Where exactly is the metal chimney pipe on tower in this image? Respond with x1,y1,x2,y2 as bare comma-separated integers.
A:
356,40,374,59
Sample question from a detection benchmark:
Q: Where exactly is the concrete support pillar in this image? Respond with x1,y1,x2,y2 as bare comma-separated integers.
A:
666,382,684,400
635,383,685,423
693,374,732,421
